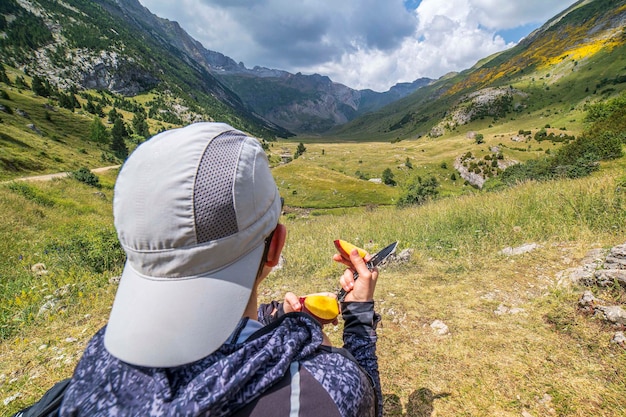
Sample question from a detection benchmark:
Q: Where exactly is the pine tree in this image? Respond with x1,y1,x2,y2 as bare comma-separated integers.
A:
89,116,109,143
31,75,50,97
382,168,396,186
0,65,10,85
132,111,150,139
108,108,120,124
293,142,307,159
110,118,129,160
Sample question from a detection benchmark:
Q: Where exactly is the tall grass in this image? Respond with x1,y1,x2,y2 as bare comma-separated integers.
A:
274,168,625,287
0,171,120,341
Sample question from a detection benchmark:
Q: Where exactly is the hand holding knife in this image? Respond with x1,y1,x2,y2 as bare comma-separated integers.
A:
336,240,398,302
295,240,398,323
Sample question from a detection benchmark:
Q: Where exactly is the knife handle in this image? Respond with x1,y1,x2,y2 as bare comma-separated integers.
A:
337,261,374,302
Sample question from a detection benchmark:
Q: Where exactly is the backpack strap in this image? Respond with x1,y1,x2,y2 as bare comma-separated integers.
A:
12,378,71,417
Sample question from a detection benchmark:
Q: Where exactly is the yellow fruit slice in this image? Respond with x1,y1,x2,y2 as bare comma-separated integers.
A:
301,295,340,322
334,239,367,260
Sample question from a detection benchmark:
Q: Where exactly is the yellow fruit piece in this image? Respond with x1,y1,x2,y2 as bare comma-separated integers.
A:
334,239,367,260
303,295,340,321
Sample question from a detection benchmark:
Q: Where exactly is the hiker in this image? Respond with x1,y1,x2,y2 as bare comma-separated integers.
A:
59,122,382,416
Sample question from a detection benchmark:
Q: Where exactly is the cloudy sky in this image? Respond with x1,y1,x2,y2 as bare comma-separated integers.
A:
137,0,579,92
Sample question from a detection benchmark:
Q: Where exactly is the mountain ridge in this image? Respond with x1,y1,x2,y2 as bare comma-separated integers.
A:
108,0,434,133
0,0,433,135
1,0,625,141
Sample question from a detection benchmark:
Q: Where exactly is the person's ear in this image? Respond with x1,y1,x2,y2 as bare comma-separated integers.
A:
265,224,286,267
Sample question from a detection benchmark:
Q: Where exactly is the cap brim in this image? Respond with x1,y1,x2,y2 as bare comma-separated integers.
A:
104,244,264,367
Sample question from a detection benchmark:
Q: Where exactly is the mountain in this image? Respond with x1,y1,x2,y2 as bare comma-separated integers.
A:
107,0,432,134
0,0,430,137
332,0,626,139
1,0,624,143
0,0,291,140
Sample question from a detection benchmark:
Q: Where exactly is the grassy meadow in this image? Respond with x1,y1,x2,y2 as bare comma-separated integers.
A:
1,139,625,415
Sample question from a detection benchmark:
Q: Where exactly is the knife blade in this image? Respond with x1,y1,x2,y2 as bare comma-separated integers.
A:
337,241,398,302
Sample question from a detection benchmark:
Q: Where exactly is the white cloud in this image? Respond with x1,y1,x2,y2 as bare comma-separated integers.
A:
138,0,578,91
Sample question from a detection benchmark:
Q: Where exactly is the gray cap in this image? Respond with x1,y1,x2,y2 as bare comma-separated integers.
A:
104,122,281,367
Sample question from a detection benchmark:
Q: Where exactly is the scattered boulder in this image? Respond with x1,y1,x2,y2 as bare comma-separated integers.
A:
577,290,598,312
499,243,540,256
570,242,626,349
386,248,413,266
594,269,626,287
594,305,626,326
612,332,626,348
27,123,43,135
15,108,29,118
430,320,449,335
31,263,48,276
37,298,61,317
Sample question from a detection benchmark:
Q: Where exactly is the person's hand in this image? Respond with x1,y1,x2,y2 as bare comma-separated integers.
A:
283,291,335,345
334,248,379,302
285,292,339,324
282,292,302,314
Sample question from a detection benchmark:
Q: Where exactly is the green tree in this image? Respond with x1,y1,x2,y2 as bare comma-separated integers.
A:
58,91,79,111
0,64,10,85
89,116,109,144
398,176,439,207
132,111,150,139
14,75,27,89
84,98,104,117
108,108,121,124
110,118,129,160
382,168,396,186
294,142,307,159
31,75,50,97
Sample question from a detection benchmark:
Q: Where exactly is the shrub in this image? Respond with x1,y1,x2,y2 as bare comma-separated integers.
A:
382,168,396,186
294,142,307,159
398,176,439,207
71,167,101,188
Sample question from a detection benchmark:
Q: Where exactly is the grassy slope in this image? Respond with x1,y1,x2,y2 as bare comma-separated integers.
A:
1,154,625,416
330,17,626,142
0,69,180,182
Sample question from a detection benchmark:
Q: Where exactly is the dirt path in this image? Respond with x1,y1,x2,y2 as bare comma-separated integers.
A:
5,165,121,183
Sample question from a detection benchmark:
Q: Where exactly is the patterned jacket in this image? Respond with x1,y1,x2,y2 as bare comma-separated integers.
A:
60,301,382,417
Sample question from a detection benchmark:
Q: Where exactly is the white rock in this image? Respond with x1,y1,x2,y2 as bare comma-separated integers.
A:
430,320,449,335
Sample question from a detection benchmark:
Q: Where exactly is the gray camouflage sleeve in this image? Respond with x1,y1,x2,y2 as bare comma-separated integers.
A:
341,301,382,417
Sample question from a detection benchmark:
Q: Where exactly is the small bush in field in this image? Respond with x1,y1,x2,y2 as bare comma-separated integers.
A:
71,167,101,188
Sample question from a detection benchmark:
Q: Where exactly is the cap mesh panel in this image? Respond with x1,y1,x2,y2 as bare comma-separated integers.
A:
194,132,245,243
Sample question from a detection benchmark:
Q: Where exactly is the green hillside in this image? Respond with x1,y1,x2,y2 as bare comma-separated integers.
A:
332,0,626,142
0,0,289,141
